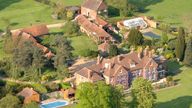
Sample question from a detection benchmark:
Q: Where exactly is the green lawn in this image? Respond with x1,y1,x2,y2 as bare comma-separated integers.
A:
0,0,83,31
142,0,192,28
0,37,6,60
155,61,192,108
69,35,97,56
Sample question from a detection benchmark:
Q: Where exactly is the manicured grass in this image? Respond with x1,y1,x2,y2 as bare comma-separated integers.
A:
52,0,83,6
0,0,83,30
142,0,192,28
155,61,192,108
69,35,97,56
0,37,6,60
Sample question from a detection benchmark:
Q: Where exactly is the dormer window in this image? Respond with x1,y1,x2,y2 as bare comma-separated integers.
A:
130,62,135,68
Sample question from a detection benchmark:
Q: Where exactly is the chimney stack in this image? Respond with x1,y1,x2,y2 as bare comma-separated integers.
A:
88,70,92,79
118,55,123,62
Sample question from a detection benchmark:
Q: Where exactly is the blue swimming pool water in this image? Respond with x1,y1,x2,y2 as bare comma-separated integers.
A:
143,32,161,39
40,100,69,108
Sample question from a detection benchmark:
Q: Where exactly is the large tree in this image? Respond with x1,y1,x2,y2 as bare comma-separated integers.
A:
52,35,73,79
184,37,192,66
175,27,186,61
127,29,144,46
131,77,156,108
76,82,125,108
0,94,21,108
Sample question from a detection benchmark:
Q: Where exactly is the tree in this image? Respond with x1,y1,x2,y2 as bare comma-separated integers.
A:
76,82,125,108
184,37,192,66
109,44,118,57
32,47,46,81
0,94,21,108
127,29,144,46
63,21,79,36
161,24,169,44
131,77,156,108
52,35,73,80
175,27,186,61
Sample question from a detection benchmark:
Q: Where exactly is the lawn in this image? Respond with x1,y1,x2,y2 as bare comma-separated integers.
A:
155,61,192,108
142,0,192,28
0,37,6,60
69,35,97,56
0,0,83,31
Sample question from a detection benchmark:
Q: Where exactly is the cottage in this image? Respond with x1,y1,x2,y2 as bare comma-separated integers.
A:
81,0,107,19
17,87,40,104
75,48,167,89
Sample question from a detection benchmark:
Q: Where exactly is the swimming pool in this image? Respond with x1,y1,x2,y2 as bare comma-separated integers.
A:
40,100,69,108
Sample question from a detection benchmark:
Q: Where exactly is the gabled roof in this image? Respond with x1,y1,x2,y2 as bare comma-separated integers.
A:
76,15,112,39
95,17,108,27
104,64,128,77
101,51,159,72
76,67,103,82
21,25,49,37
82,0,104,11
18,87,38,98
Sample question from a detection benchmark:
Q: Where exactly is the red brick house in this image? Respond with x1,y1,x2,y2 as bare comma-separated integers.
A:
17,87,40,104
81,0,108,19
75,48,167,89
75,15,116,42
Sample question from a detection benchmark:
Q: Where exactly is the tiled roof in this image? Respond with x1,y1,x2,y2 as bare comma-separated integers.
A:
82,0,103,10
76,15,112,39
12,30,54,57
18,87,38,98
21,24,49,37
76,67,103,82
95,17,108,27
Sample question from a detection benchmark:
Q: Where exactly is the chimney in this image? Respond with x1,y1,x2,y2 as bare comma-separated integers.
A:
118,55,123,62
144,46,149,56
148,51,152,58
88,70,92,79
97,55,101,64
138,47,143,59
130,47,135,53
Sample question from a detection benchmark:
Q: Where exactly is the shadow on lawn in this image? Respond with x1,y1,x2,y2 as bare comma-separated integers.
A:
0,0,21,11
155,96,192,108
107,0,164,17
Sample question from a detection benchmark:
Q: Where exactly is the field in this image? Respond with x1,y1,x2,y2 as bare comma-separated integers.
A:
142,0,192,28
0,0,83,31
155,62,192,108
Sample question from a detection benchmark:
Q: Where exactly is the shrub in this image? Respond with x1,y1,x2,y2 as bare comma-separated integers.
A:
45,83,59,92
59,82,71,89
32,84,47,94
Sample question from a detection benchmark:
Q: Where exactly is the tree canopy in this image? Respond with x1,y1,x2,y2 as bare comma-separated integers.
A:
175,27,186,61
0,94,21,108
127,29,144,46
131,77,156,108
76,82,125,108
